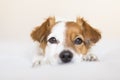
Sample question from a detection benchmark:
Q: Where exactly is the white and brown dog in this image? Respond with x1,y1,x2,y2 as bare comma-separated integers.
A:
31,17,101,66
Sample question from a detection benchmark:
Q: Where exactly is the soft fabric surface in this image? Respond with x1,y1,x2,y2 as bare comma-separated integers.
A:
0,38,120,80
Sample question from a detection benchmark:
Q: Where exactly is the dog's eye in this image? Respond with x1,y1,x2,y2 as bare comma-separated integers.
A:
74,38,83,45
48,37,57,44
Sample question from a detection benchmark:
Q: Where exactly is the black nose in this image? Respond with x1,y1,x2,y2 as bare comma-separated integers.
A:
59,50,73,63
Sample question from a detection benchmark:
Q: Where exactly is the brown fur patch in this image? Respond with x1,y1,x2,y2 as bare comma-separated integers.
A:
65,22,88,55
65,17,101,55
76,17,101,48
31,17,55,53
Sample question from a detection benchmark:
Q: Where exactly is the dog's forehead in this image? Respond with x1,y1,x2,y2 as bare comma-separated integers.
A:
47,22,66,42
51,21,81,34
48,21,82,41
51,22,66,34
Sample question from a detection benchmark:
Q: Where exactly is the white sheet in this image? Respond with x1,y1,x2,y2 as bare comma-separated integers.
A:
0,38,120,80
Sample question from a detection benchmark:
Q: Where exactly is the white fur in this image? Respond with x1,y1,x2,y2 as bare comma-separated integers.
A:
45,22,66,65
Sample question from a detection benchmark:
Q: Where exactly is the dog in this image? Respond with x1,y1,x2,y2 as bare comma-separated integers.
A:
31,17,101,66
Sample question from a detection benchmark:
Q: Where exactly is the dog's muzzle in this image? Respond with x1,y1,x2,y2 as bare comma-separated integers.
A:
59,50,73,63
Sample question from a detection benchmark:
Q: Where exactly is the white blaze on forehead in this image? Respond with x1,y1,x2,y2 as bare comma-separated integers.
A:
47,22,66,43
45,22,66,64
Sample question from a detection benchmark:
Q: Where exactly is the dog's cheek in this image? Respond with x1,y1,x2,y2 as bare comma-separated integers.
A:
45,44,57,57
74,45,88,55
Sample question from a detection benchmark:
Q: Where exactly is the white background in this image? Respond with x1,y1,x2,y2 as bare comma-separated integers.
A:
0,0,120,80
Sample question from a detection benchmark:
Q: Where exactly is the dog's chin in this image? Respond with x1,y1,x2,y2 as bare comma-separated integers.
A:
53,58,81,65
48,59,76,65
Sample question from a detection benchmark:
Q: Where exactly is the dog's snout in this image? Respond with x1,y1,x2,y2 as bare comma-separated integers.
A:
59,50,73,63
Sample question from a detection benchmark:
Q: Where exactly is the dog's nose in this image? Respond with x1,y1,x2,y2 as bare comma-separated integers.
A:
59,50,73,63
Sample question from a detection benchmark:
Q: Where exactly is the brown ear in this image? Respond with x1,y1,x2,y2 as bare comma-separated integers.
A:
76,17,101,47
31,17,55,42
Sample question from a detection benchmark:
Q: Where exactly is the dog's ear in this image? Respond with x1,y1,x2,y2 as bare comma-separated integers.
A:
31,17,55,42
76,17,101,48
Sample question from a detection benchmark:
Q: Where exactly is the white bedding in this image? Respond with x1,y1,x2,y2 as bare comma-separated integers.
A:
0,38,120,80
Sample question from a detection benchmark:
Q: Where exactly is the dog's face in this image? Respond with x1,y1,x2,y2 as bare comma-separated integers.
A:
31,17,101,64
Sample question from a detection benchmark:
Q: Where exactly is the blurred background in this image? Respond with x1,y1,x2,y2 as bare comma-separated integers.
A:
0,0,120,43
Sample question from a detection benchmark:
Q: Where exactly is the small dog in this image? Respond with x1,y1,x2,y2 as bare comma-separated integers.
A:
31,17,101,66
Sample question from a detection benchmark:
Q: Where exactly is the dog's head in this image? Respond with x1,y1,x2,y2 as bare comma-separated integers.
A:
31,17,101,64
